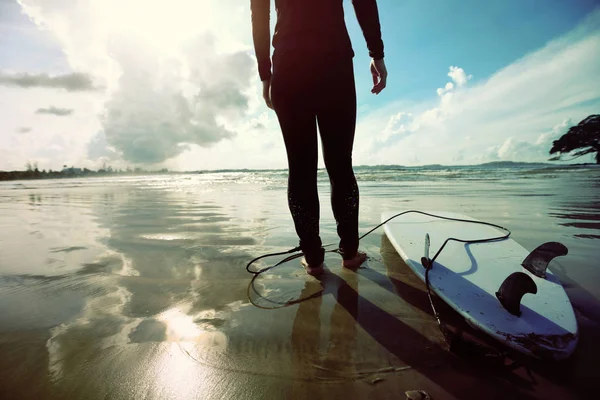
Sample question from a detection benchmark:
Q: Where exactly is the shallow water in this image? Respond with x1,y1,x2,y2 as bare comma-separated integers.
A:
0,165,598,399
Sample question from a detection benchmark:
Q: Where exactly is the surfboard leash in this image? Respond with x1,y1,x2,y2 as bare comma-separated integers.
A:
245,210,511,277
417,225,537,370
246,211,539,375
245,210,511,314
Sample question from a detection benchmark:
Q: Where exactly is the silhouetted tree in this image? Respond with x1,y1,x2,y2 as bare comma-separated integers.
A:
550,114,600,164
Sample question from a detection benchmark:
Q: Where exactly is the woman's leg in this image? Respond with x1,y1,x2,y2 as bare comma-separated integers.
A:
271,58,325,267
316,57,359,260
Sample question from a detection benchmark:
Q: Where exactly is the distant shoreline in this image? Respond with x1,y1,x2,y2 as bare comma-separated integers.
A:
1,161,597,182
0,169,170,182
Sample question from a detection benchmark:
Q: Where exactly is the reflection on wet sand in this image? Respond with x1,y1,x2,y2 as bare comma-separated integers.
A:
283,255,552,399
290,270,359,387
1,181,278,399
0,169,598,399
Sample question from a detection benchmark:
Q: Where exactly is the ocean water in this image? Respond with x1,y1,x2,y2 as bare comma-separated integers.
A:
0,163,598,399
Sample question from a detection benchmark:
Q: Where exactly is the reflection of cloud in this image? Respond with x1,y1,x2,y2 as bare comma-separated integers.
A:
128,319,167,343
46,283,134,381
44,251,140,380
40,182,265,386
159,307,204,342
46,289,233,381
156,302,240,343
116,253,140,277
35,106,74,116
0,71,97,91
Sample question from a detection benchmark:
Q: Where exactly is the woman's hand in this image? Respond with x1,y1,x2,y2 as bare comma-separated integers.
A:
370,58,387,95
262,79,273,109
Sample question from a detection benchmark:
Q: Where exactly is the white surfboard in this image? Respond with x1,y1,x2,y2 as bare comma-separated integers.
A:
382,210,578,360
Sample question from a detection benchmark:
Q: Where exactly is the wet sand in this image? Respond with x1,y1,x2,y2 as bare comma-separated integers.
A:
0,169,599,399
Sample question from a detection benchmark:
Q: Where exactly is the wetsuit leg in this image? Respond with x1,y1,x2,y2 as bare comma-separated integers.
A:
316,57,359,260
271,56,325,266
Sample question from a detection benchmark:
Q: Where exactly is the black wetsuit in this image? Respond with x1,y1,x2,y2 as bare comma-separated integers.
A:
250,0,385,266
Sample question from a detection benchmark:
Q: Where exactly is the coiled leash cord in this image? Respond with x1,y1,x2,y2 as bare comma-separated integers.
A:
246,210,511,277
245,210,527,366
245,210,538,373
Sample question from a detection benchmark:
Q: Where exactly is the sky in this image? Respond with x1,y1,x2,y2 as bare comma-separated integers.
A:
0,0,599,171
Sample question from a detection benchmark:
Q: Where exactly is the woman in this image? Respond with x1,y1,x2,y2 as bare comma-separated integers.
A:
250,0,388,275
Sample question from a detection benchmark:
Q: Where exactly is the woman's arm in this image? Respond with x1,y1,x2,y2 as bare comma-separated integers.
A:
250,0,272,82
352,0,385,60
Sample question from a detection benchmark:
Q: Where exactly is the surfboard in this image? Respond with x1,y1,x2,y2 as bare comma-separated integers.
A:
382,210,578,360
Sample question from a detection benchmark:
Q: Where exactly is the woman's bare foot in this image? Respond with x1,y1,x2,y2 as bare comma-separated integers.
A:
342,251,367,269
301,257,324,276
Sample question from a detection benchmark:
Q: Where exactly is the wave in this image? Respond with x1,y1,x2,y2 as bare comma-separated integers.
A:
1,162,596,189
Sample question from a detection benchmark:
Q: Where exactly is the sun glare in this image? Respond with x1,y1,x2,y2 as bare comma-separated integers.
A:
92,0,215,54
159,307,203,341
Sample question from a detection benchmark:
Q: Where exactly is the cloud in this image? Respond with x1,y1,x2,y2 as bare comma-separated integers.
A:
35,106,73,116
489,119,571,161
436,82,454,97
87,131,118,161
358,10,600,166
436,66,471,98
16,127,32,133
8,1,597,170
17,1,256,165
371,111,415,148
504,125,565,158
0,71,97,91
447,66,472,87
101,34,254,164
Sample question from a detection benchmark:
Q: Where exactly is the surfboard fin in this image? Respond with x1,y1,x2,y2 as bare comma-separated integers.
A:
496,272,538,317
521,242,568,278
421,233,431,269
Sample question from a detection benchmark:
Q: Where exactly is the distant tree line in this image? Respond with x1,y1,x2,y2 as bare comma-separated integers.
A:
0,163,170,181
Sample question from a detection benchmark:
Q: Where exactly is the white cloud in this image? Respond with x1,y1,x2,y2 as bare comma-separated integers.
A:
488,119,571,161
436,82,454,97
36,106,73,116
99,34,254,164
356,10,600,166
0,71,97,91
2,2,599,171
175,110,287,171
447,66,472,87
435,66,471,98
0,84,104,170
8,0,260,167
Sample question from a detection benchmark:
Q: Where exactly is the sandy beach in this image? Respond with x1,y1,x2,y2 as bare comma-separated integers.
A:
0,165,599,399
